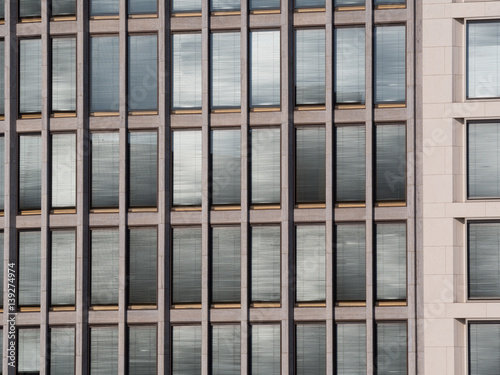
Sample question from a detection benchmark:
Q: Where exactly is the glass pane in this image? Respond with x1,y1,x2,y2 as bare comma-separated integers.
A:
376,322,407,375
173,130,202,206
19,134,42,211
336,224,365,302
51,230,76,306
19,0,41,18
0,137,4,211
52,37,76,113
0,0,4,18
212,325,241,374
212,227,241,304
90,0,118,16
211,129,241,205
374,0,405,5
129,132,157,208
19,39,42,114
211,0,240,11
296,324,326,375
128,326,156,374
128,228,157,305
295,29,325,105
90,327,118,375
296,127,325,204
296,225,325,303
50,327,75,375
336,125,365,203
52,0,76,16
470,323,500,375
0,41,4,115
250,0,279,10
334,0,364,7
18,328,40,372
337,323,366,375
172,0,201,13
91,36,119,113
19,231,41,307
91,132,119,209
295,0,325,9
0,233,3,308
251,226,280,303
128,0,156,14
172,326,202,374
251,325,280,374
52,133,76,209
91,229,119,305
128,35,157,112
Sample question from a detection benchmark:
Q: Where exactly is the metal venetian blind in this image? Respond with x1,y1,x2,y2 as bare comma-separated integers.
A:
336,125,365,203
50,230,76,306
0,137,4,211
91,132,119,209
250,0,279,10
128,326,157,375
172,326,202,374
18,328,40,373
251,226,280,303
469,222,500,298
211,129,241,205
376,124,406,202
296,225,326,303
0,233,3,309
375,0,405,4
172,0,201,14
172,227,202,304
212,325,241,374
376,223,407,301
211,32,241,109
468,21,500,98
468,122,500,198
50,327,75,375
296,127,326,204
211,0,240,11
19,134,41,210
19,39,42,114
90,36,119,113
336,224,366,302
128,228,157,305
374,25,406,104
295,0,325,9
250,30,280,108
128,35,157,112
212,227,241,304
90,326,118,375
129,132,157,208
173,130,202,206
52,0,76,16
19,231,41,307
334,0,364,7
51,133,76,209
0,329,2,372
337,323,366,375
295,29,325,105
334,27,365,104
250,128,280,205
172,33,202,110
91,229,119,305
251,325,280,375
90,0,118,16
52,37,76,113
469,323,500,375
128,0,156,15
19,0,41,18
376,322,407,375
296,324,326,375
0,40,4,115
0,0,3,19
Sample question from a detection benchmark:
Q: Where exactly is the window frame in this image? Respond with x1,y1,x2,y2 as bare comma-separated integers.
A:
48,325,76,374
49,228,77,309
374,320,408,375
18,38,42,118
50,131,77,212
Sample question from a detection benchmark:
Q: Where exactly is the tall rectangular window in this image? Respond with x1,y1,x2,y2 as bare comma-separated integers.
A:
212,325,241,374
19,134,41,211
128,326,156,374
50,327,75,375
90,0,118,17
128,131,157,208
91,229,119,306
376,322,407,375
211,0,240,12
90,36,119,113
337,323,367,374
91,132,119,210
0,136,4,211
336,125,365,203
19,39,42,115
52,0,76,17
295,0,325,9
374,25,406,104
211,129,241,206
172,33,202,110
250,127,280,205
19,0,41,18
335,27,365,105
296,324,326,375
128,34,157,112
469,322,500,375
0,40,4,116
18,328,40,374
251,325,280,374
128,0,156,15
172,326,202,374
250,30,280,108
296,127,325,204
212,227,241,304
51,133,76,209
50,230,76,307
90,326,118,374
376,124,406,202
173,130,202,207
295,29,325,106
172,227,202,306
172,0,201,14
250,0,279,11
336,224,366,302
19,231,41,308
251,226,280,304
0,233,3,309
296,225,325,303
52,37,76,113
211,32,241,109
128,228,157,306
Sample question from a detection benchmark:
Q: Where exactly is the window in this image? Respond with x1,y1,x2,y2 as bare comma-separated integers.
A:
334,0,364,8
51,133,76,210
0,40,4,116
374,25,406,105
128,228,157,306
211,0,240,12
336,125,365,204
250,30,280,108
90,0,118,17
334,27,365,105
0,329,3,371
90,36,119,113
172,33,202,110
19,134,41,212
0,136,4,211
251,226,280,304
52,0,76,17
0,0,4,19
469,322,500,375
211,129,241,206
336,224,365,302
172,326,202,374
0,233,3,309
91,132,119,210
19,231,41,309
19,0,41,19
295,127,325,204
172,130,202,207
295,0,325,9
211,32,241,110
128,131,157,209
296,225,325,304
91,229,119,306
337,323,367,374
128,0,156,15
251,324,280,374
296,324,326,375
212,325,241,374
50,230,76,307
128,34,157,113
375,124,406,203
250,127,280,205
374,0,405,6
375,322,407,375
250,0,279,11
128,326,157,374
18,328,40,374
295,29,325,106
172,227,202,306
90,326,118,374
52,37,76,113
212,226,241,304
171,0,201,14
19,39,42,116
50,327,75,375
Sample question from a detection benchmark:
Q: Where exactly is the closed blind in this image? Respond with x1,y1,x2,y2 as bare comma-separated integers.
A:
0,233,3,308
173,130,202,206
374,0,405,4
250,0,279,10
90,0,118,16
0,0,3,18
128,35,157,112
90,326,118,375
212,325,241,374
128,326,156,375
251,325,280,375
337,323,366,375
469,323,500,375
90,36,119,112
18,328,40,373
128,0,156,15
91,132,119,209
128,228,157,305
91,229,119,305
295,29,325,105
0,136,4,211
51,133,76,209
52,37,76,112
296,324,326,375
0,329,2,372
19,39,42,114
0,41,4,115
19,0,41,18
334,0,364,7
51,230,76,306
295,0,325,9
172,0,201,14
376,322,407,375
211,0,240,11
172,326,202,374
336,125,365,203
251,226,280,303
50,327,75,375
129,132,157,208
212,227,241,304
52,0,76,16
19,231,41,307
19,134,41,210
211,129,241,205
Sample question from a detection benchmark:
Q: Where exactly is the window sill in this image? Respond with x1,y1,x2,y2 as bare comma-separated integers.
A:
51,306,76,311
335,5,366,11
19,17,42,23
19,306,41,312
211,303,241,309
51,16,77,21
295,302,326,307
90,208,119,213
211,108,241,114
251,204,280,210
172,206,202,212
128,305,157,310
91,15,120,20
295,105,325,111
295,8,326,12
171,12,202,17
0,212,4,217
172,304,202,309
19,210,41,216
172,109,202,114
336,104,366,110
251,302,281,308
250,9,280,14
0,20,4,25
211,11,241,16
375,103,406,109
129,207,158,213
296,203,326,209
51,208,76,214
375,4,406,9
91,112,119,117
19,113,42,119
128,14,157,19
212,205,241,211
129,110,158,116
376,300,407,306
251,107,281,112
52,112,76,118
90,305,119,311
336,202,366,208
376,201,406,207
336,301,366,307
0,115,4,120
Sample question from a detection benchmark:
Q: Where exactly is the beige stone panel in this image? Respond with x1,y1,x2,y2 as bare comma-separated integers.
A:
444,47,454,75
444,203,486,218
422,119,452,150
423,146,447,175
484,1,500,15
423,175,454,203
423,75,454,104
424,347,448,375
423,103,446,119
423,319,455,347
423,203,446,218
484,203,500,216
445,303,487,318
424,275,455,303
423,19,453,47
444,3,486,18
482,101,500,117
424,246,447,275
423,4,445,19
423,218,453,247
444,102,485,120
485,303,500,317
423,47,446,75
